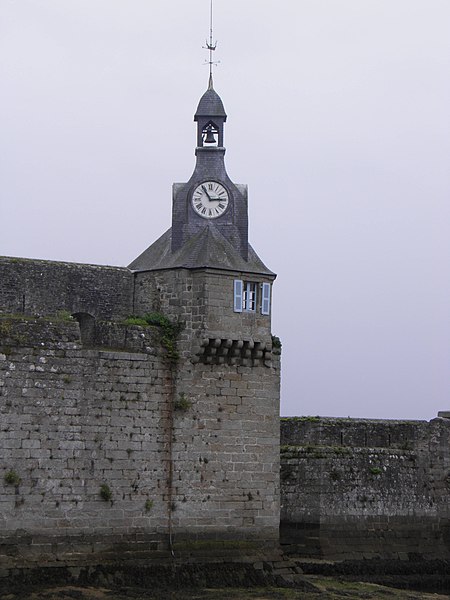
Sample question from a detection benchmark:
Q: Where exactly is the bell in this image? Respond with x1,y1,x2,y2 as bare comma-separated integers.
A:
203,127,217,144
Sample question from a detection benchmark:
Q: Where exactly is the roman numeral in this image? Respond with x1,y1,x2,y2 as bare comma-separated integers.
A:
218,203,225,209
196,203,202,210
208,183,213,190
202,207,207,214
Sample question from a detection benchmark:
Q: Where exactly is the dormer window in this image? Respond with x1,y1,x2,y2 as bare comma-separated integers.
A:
234,280,271,315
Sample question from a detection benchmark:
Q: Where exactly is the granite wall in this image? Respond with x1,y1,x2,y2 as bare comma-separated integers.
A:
133,267,281,544
0,257,133,320
280,417,450,560
0,307,281,572
134,268,276,366
0,317,170,569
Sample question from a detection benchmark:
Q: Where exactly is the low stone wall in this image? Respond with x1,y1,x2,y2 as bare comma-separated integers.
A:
280,417,450,560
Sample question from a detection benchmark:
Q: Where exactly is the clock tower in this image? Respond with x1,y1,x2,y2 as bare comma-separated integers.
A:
129,76,276,346
128,76,280,556
171,74,249,262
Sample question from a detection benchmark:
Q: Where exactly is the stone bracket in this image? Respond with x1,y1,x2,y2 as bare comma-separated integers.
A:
192,337,272,367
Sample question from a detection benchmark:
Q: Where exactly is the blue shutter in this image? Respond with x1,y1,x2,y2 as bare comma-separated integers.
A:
261,282,271,315
234,279,243,313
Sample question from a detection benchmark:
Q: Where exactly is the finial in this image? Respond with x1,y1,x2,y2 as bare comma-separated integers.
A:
203,0,220,82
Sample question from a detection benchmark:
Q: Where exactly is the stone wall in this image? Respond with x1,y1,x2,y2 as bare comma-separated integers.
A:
0,317,170,569
280,417,450,560
169,359,280,544
0,308,281,571
134,268,275,365
134,267,281,545
0,257,133,320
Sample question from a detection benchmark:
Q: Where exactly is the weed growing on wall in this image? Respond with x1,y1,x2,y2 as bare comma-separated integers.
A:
99,484,113,502
271,335,282,351
124,312,184,362
369,466,383,476
54,310,74,322
0,320,12,338
4,470,21,486
280,416,320,423
174,393,192,411
0,318,26,345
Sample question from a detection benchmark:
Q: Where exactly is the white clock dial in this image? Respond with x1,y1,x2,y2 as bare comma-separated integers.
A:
192,181,229,219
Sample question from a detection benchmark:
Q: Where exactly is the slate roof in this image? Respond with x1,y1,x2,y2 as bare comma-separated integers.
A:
128,226,275,276
194,87,227,120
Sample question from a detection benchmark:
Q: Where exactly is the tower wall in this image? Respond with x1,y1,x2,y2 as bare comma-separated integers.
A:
170,360,280,546
134,268,274,346
134,268,281,548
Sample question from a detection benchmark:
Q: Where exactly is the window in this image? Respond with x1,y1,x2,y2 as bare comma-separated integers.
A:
234,280,271,315
243,282,257,312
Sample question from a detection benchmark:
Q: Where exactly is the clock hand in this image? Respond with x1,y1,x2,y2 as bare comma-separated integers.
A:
201,185,213,200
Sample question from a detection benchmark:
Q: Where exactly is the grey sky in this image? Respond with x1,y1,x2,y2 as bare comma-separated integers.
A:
1,1,449,420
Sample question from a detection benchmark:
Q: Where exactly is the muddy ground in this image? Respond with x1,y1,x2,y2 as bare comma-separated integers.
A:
0,577,449,600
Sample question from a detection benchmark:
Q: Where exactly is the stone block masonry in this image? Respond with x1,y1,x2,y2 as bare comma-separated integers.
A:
3,256,450,572
0,257,133,320
280,417,450,561
169,360,280,543
0,318,169,569
132,266,281,545
0,311,281,571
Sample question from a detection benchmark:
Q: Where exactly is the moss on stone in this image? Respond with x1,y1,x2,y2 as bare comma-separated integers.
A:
172,539,259,552
280,416,321,423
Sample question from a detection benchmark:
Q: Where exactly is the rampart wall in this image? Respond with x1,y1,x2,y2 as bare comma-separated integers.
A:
0,310,281,572
3,255,449,572
280,417,450,560
0,317,171,569
0,257,133,320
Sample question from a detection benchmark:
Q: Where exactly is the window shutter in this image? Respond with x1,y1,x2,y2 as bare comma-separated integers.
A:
261,282,271,315
234,279,243,313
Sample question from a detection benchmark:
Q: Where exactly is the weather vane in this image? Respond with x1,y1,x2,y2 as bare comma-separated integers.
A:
203,0,220,85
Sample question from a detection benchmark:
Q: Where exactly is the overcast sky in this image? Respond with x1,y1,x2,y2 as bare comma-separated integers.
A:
1,1,449,420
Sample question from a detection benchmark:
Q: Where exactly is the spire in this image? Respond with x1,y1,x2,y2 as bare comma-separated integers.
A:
203,0,219,83
195,1,225,148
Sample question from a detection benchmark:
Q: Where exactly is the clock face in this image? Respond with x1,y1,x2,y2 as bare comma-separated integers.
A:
192,181,229,219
